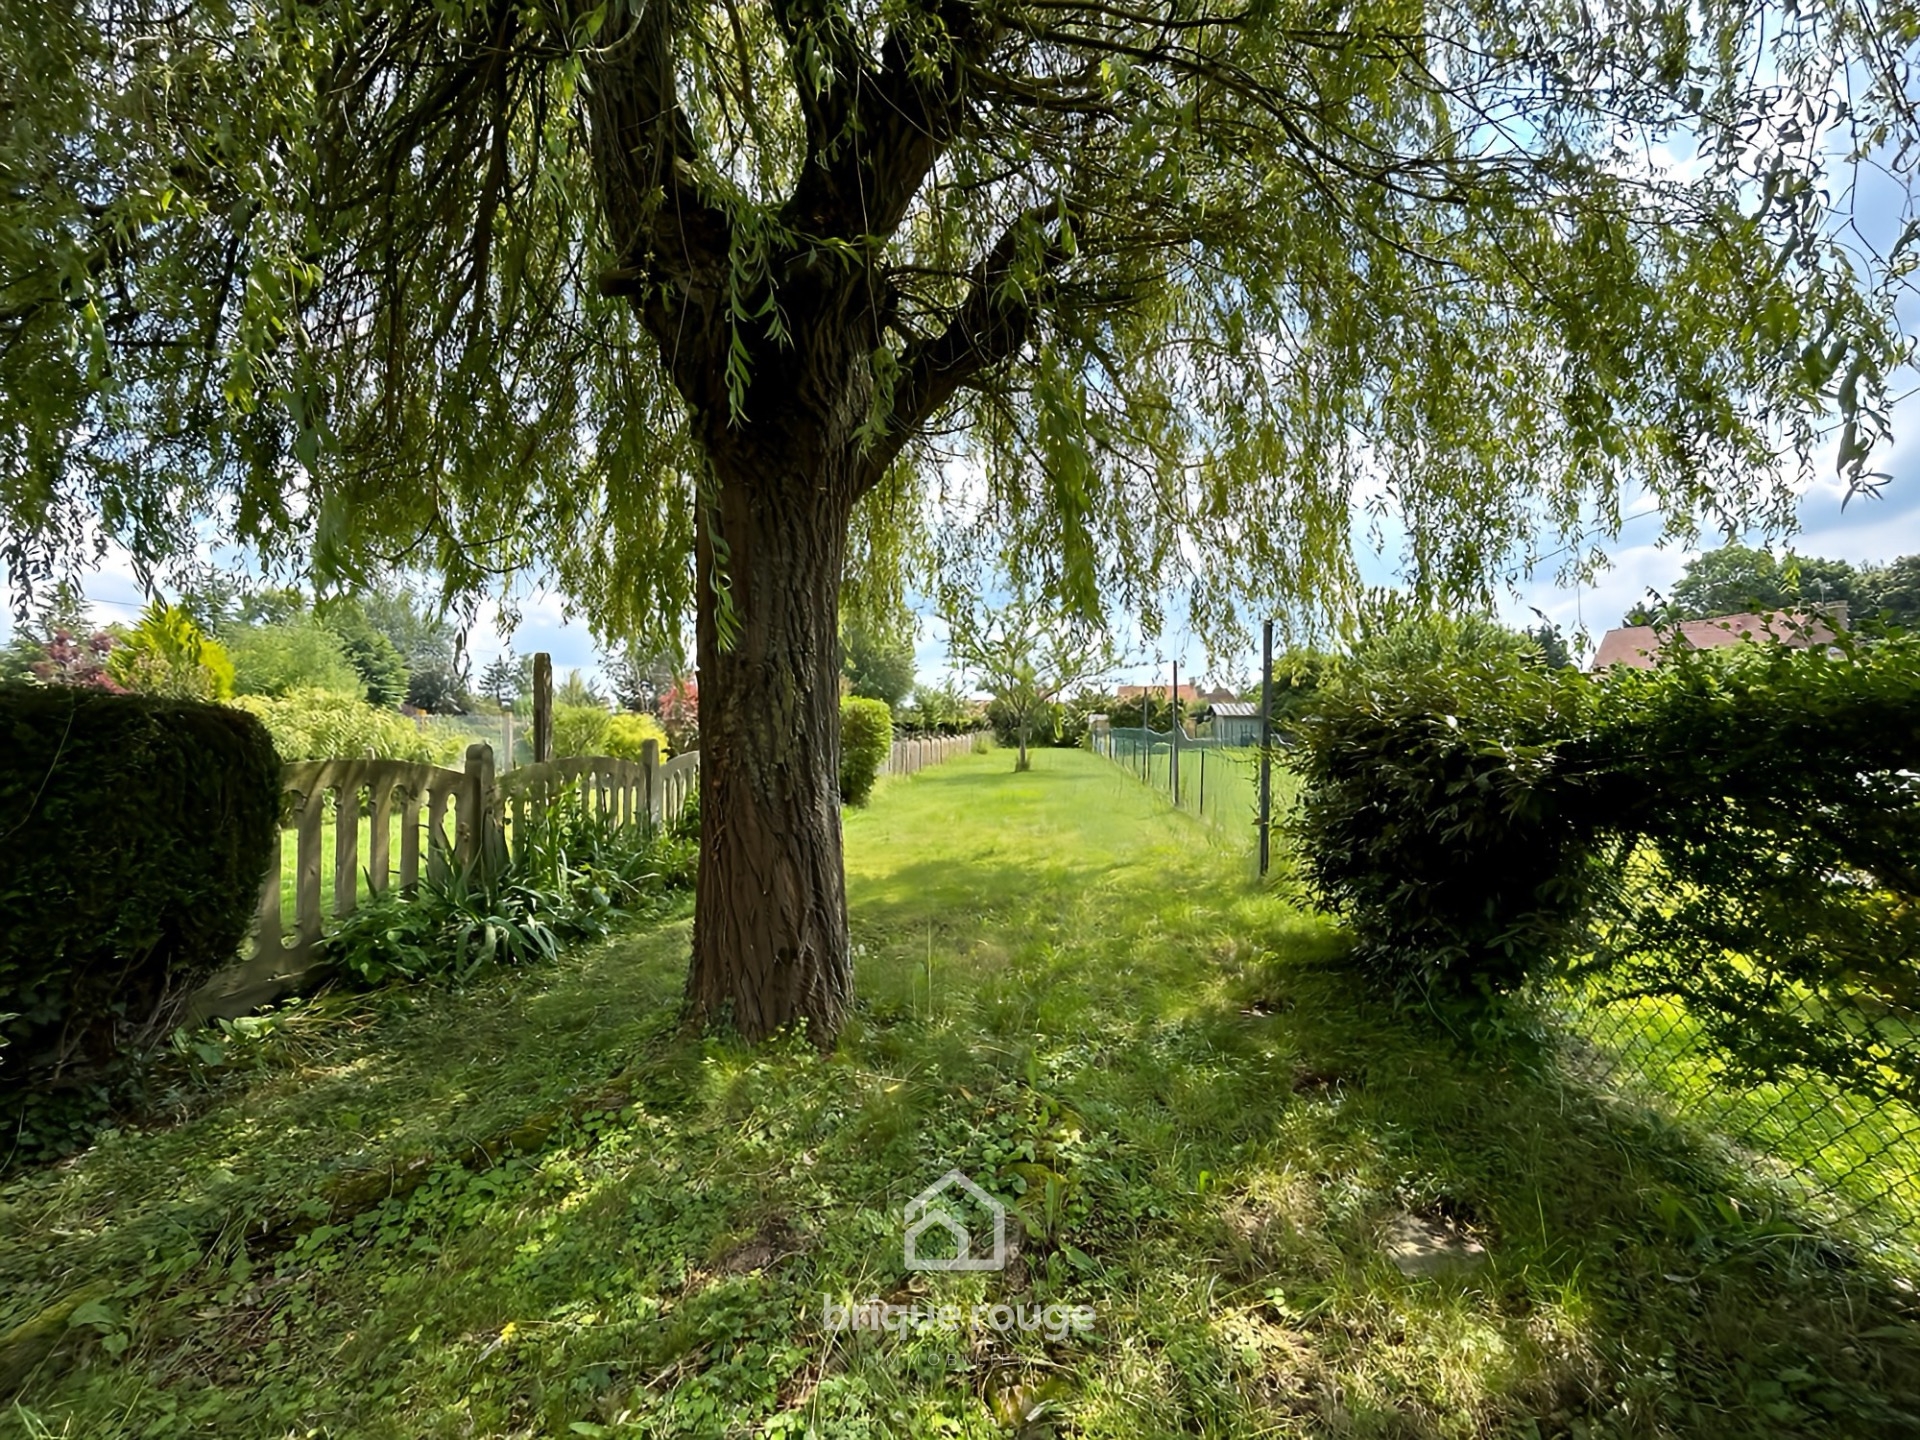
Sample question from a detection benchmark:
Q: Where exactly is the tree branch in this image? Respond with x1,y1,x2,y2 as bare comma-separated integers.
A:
583,5,736,409
857,203,1071,493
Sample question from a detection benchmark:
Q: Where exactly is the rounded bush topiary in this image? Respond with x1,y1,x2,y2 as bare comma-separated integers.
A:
839,696,893,806
0,685,281,1160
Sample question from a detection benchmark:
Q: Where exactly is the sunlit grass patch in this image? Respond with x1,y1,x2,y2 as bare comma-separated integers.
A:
4,748,1918,1438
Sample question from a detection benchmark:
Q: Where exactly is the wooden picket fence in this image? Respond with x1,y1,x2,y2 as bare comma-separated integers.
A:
194,740,697,1019
194,732,964,1019
882,734,972,775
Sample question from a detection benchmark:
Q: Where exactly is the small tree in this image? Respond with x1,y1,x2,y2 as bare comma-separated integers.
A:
606,646,680,714
106,601,235,701
1526,623,1576,672
227,620,363,697
659,679,700,754
842,619,917,710
948,598,1118,772
29,629,123,692
317,599,411,708
556,669,606,709
404,662,466,715
479,654,522,712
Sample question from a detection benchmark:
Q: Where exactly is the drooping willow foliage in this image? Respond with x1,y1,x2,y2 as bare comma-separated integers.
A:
2,1,1915,647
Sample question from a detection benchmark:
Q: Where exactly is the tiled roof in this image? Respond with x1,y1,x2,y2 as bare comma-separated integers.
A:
1115,683,1202,701
1590,606,1848,671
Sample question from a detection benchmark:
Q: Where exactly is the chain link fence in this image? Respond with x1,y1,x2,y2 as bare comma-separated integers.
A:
1096,732,1920,1266
1091,726,1272,839
1553,982,1920,1266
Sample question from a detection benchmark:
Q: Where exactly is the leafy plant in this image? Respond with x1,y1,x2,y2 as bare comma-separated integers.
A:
1289,622,1610,1001
232,686,460,763
320,795,696,987
838,696,892,805
104,600,236,701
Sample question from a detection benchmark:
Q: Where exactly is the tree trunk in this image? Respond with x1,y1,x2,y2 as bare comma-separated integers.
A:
1017,720,1030,772
684,432,857,1044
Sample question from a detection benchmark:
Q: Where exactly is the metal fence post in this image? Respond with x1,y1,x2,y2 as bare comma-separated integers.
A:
1257,619,1273,877
1170,662,1180,809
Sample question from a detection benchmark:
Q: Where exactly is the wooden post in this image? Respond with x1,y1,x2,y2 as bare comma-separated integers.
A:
1258,619,1273,877
462,743,504,883
641,738,661,828
1170,661,1180,808
532,652,553,763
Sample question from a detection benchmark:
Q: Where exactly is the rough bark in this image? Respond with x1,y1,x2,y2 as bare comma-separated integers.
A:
684,421,860,1043
578,12,1032,1046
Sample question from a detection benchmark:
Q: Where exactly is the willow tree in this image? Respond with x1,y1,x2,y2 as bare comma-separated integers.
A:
2,0,1913,1040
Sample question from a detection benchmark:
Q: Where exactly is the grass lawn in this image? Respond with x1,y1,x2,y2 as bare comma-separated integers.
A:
1104,742,1302,843
5,748,1920,1438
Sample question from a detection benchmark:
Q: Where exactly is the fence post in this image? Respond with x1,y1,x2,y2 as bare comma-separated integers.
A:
532,652,553,763
1258,619,1273,877
460,743,505,884
641,738,661,828
1171,663,1180,808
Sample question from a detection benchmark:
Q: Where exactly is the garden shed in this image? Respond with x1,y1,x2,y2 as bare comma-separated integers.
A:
1203,700,1262,746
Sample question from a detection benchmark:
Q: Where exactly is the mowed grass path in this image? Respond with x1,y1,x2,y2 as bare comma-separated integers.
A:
5,749,1920,1438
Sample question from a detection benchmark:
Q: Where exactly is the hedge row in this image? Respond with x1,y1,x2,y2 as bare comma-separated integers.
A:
839,696,893,806
1,686,280,1161
1290,625,1920,1100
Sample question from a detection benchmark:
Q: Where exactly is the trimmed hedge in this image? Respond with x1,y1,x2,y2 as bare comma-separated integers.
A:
1291,623,1920,1103
1289,643,1611,999
839,696,893,806
1,686,280,1158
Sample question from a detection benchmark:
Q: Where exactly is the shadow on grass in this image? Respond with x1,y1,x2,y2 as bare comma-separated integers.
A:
7,749,1920,1438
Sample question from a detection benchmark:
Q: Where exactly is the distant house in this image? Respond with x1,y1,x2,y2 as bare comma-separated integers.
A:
1589,606,1848,672
1115,682,1203,703
1202,700,1262,746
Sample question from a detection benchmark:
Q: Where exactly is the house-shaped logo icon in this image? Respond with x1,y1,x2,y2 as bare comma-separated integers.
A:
904,1169,1006,1271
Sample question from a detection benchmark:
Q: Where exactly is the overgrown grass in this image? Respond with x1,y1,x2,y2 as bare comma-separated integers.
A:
5,749,1919,1438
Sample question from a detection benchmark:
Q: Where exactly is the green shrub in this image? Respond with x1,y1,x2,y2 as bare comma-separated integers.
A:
0,686,280,1161
605,710,670,761
839,696,893,805
232,687,457,763
1289,620,1611,1000
551,702,612,758
105,599,236,700
1291,618,1920,1106
1580,636,1920,1101
227,620,363,697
